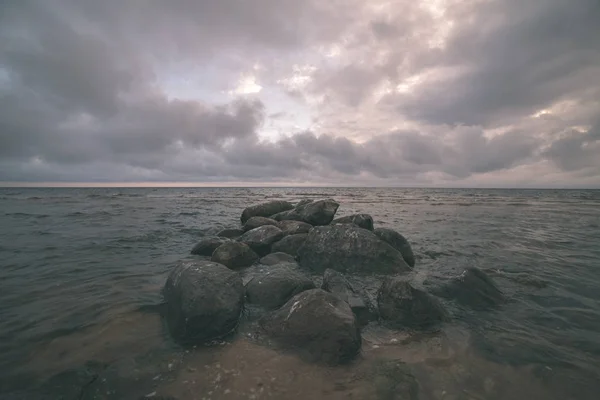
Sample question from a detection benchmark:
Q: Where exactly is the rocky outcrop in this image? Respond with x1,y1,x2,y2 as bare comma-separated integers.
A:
259,289,362,364
190,236,231,256
237,225,286,256
437,267,505,309
271,233,308,256
271,199,340,226
297,225,411,274
331,214,374,231
260,252,296,265
246,264,315,310
216,228,244,239
373,228,416,268
242,216,278,232
377,278,448,329
211,241,258,269
277,220,313,235
163,261,244,343
241,200,294,224
321,269,376,326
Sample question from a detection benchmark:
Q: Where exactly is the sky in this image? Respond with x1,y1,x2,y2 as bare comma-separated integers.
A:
1,0,599,187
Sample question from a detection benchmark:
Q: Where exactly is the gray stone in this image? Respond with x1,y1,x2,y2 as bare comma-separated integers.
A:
237,225,285,256
272,199,340,226
246,263,315,310
295,199,313,208
259,289,362,364
271,233,308,256
437,267,505,309
242,216,278,232
277,220,313,235
190,236,231,256
332,214,374,231
163,261,244,343
373,228,415,268
322,269,377,326
260,252,296,265
377,278,448,329
298,225,410,274
216,228,244,239
241,200,294,224
211,241,258,269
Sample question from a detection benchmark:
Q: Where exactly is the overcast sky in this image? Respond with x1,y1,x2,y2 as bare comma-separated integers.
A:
1,0,599,187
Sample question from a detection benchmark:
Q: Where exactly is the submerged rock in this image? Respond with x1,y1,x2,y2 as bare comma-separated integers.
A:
260,252,296,265
259,289,362,364
297,225,410,274
216,228,244,239
237,225,286,256
246,263,315,310
332,214,374,231
272,199,340,226
321,269,377,326
438,267,505,309
373,227,416,268
369,360,420,400
377,278,448,329
241,200,294,224
271,233,308,256
242,216,278,232
163,261,244,343
211,241,258,269
277,220,313,235
190,236,231,256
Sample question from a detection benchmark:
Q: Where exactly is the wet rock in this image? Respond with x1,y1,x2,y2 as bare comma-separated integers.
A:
211,241,259,269
163,261,244,343
438,267,505,309
216,228,244,239
190,236,231,256
374,228,416,268
260,252,296,265
242,216,279,232
277,220,313,235
369,360,419,400
377,278,448,329
332,214,374,231
246,263,315,310
241,200,294,224
297,225,411,274
259,289,362,364
272,199,340,226
271,233,308,256
237,225,286,256
295,199,313,208
321,269,377,326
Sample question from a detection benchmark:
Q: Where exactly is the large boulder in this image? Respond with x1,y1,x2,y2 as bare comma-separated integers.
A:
259,289,362,364
246,264,315,310
377,278,448,329
277,220,313,235
295,199,313,208
297,225,411,274
373,228,416,268
437,267,505,309
190,237,231,256
271,233,308,256
242,216,278,232
217,228,244,239
260,252,296,265
211,241,258,269
321,269,377,326
163,261,244,343
331,214,374,231
241,200,294,224
272,199,340,226
237,225,286,256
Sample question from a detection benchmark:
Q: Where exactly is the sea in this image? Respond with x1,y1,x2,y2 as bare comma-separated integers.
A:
1,187,599,399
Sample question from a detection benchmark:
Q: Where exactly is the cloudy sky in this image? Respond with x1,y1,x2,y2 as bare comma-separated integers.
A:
1,0,599,187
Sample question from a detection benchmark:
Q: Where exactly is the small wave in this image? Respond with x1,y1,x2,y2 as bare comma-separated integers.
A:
506,202,532,207
430,202,446,206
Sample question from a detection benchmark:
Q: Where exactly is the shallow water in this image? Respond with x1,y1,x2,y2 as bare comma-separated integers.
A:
1,187,600,399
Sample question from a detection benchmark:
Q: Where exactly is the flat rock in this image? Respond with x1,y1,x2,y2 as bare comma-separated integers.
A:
332,214,374,231
211,241,258,269
246,263,315,310
241,200,294,224
259,289,362,364
163,261,244,343
277,220,313,235
190,236,231,256
297,225,411,274
271,233,308,256
242,216,279,232
260,252,296,265
373,227,416,268
437,267,505,309
377,278,448,329
321,269,377,326
237,225,285,256
216,228,244,239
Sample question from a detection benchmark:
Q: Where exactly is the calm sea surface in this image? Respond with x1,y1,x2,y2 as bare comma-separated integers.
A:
1,188,600,399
